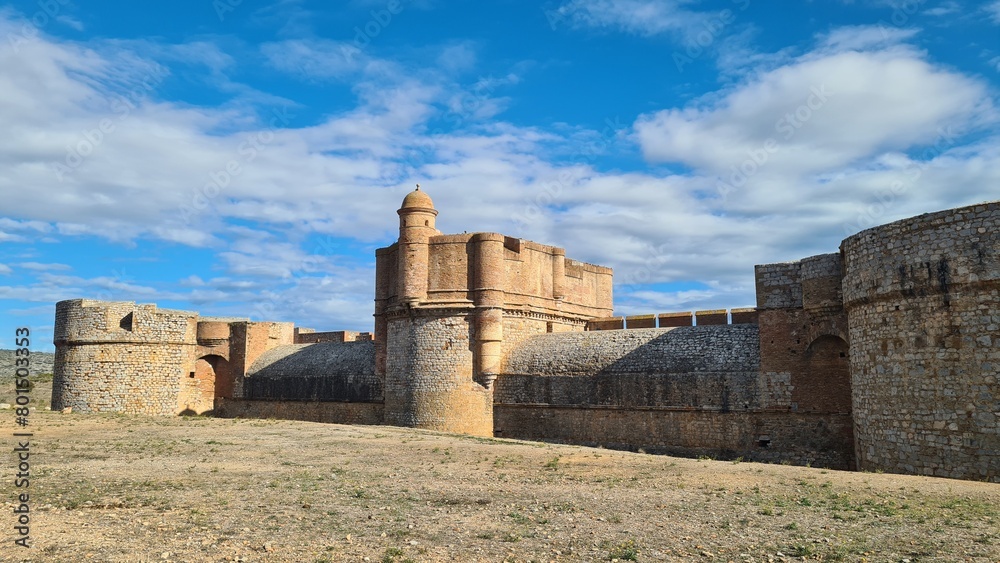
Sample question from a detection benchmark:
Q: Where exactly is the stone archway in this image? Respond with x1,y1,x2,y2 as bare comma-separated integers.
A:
792,335,851,413
178,354,231,415
205,355,234,401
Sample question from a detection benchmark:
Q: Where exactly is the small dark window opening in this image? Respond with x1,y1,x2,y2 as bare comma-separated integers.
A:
188,372,195,378
758,438,771,448
120,312,134,332
424,220,429,226
546,322,554,333
839,352,847,358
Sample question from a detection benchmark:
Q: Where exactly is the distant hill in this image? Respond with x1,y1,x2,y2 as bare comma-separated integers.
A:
0,349,55,377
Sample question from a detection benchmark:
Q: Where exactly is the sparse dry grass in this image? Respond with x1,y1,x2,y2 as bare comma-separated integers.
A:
1,411,998,562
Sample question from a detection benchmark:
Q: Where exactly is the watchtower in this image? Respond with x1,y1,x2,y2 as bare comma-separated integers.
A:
375,187,614,436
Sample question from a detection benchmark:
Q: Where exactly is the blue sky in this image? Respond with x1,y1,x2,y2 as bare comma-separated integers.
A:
0,0,998,351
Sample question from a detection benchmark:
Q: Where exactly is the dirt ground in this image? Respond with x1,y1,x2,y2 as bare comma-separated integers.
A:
1,409,998,563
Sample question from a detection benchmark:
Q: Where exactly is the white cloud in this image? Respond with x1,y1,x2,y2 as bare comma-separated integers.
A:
18,262,72,271
260,39,368,80
0,14,997,323
180,275,206,287
0,219,52,233
634,38,994,184
0,264,12,275
817,25,919,53
550,0,712,39
986,0,1000,23
435,42,478,73
56,15,84,31
924,1,960,16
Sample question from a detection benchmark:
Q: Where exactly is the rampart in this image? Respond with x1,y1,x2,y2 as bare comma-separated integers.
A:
52,299,199,415
51,192,999,481
842,202,999,480
493,324,853,468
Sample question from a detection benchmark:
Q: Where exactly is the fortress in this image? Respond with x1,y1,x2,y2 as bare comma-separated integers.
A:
52,189,999,482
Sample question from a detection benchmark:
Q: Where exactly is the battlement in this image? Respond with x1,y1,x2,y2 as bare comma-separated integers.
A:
376,230,613,318
54,299,198,345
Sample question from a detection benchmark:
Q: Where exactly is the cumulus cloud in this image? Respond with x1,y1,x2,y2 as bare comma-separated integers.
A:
634,34,994,187
0,11,997,327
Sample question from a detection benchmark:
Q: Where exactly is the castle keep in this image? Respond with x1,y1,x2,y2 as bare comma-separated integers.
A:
52,191,999,482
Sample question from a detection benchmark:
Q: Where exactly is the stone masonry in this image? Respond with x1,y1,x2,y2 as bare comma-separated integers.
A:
842,202,999,480
51,192,999,482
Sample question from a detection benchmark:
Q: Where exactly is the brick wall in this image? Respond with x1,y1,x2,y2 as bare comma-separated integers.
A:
215,398,383,425
294,330,363,344
755,255,850,417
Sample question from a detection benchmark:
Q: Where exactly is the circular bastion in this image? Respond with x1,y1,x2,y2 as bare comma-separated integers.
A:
842,201,999,481
52,299,198,415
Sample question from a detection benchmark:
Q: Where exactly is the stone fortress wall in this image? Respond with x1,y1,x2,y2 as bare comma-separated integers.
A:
52,193,999,482
52,300,199,415
842,202,999,481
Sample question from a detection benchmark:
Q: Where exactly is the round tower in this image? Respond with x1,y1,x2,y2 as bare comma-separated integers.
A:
383,187,494,436
842,201,999,482
397,185,438,305
52,299,199,415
